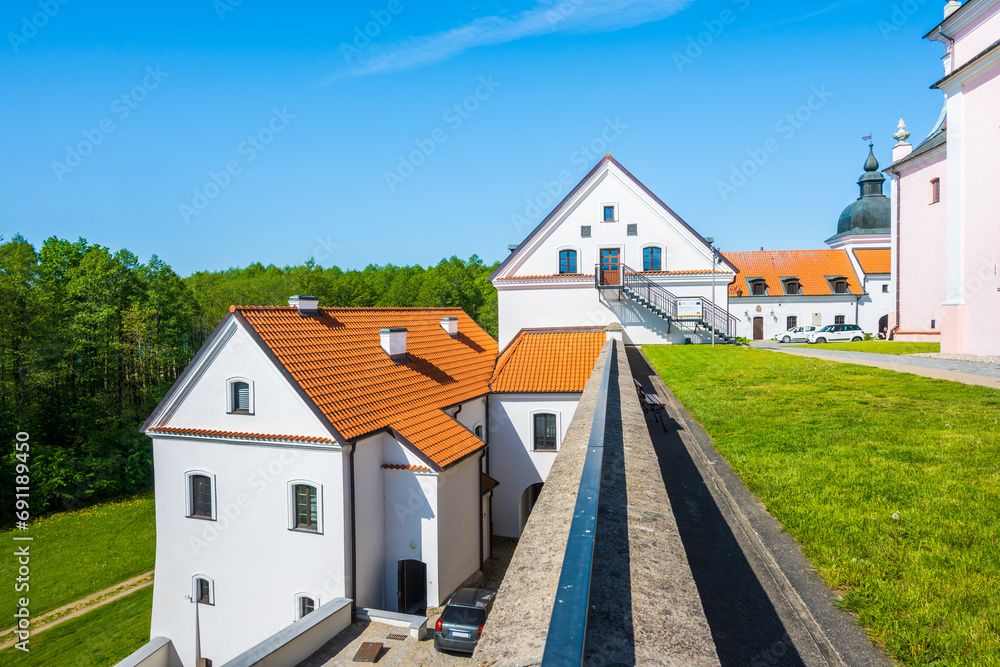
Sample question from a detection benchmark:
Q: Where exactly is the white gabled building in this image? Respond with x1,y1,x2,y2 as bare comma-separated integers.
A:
492,155,739,348
138,300,497,667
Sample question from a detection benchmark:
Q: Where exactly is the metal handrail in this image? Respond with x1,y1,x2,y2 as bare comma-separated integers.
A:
620,264,678,319
541,343,616,667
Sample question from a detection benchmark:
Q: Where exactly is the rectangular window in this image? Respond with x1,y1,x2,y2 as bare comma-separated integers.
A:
232,381,250,413
931,319,936,329
559,250,578,274
627,224,638,236
295,485,318,531
191,475,213,518
197,578,211,604
882,284,889,293
835,315,846,325
751,281,766,296
643,247,662,271
931,178,941,204
533,414,557,451
833,280,848,294
787,316,797,330
581,226,591,238
785,281,800,295
603,205,615,222
300,596,315,618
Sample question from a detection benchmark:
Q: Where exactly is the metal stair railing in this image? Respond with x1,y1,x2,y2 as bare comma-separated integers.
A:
619,264,677,320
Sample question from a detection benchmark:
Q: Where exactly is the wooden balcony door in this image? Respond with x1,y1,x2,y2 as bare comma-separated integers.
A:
600,249,621,286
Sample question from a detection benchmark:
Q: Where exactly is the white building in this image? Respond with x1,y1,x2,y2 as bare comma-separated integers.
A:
139,301,497,666
725,147,894,340
491,155,738,348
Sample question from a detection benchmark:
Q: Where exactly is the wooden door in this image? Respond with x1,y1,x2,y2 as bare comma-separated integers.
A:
397,559,426,614
753,317,764,340
600,249,621,286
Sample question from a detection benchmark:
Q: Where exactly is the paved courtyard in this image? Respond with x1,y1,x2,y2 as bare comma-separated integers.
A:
298,619,469,667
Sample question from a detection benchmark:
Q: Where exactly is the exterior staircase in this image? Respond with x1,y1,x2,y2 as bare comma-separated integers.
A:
596,264,739,344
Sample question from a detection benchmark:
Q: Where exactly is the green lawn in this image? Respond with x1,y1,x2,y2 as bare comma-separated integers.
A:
790,341,940,355
0,492,155,618
645,346,1000,666
0,586,152,666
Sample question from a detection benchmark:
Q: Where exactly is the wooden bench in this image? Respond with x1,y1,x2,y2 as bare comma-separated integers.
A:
633,378,667,431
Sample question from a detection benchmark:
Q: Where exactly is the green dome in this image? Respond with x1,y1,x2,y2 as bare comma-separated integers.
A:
834,146,890,237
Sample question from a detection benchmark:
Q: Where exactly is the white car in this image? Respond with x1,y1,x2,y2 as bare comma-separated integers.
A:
805,324,866,344
773,326,818,343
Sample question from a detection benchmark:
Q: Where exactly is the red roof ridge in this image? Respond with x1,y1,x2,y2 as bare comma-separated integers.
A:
148,427,335,444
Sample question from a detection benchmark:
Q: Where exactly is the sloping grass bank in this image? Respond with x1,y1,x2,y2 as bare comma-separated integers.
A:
646,346,999,665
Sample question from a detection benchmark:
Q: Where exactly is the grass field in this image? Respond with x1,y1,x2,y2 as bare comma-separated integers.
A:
790,341,940,355
0,586,152,666
645,346,1000,666
0,492,155,618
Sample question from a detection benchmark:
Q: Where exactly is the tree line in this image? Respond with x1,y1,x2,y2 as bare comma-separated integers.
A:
0,235,499,523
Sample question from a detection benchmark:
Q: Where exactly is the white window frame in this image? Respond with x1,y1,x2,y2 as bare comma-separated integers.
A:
601,202,619,223
294,592,319,620
529,410,561,452
640,244,665,272
555,245,582,275
185,470,217,521
226,376,255,415
287,480,324,534
192,574,215,605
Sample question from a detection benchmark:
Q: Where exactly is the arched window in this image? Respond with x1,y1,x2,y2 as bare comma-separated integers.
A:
474,423,483,440
295,593,317,619
559,250,578,275
930,178,941,204
227,377,254,414
833,280,848,294
185,470,216,520
288,481,323,534
532,413,558,451
784,280,800,295
192,575,214,605
750,280,767,296
642,247,663,271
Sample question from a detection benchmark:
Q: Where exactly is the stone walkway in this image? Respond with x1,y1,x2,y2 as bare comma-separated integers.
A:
298,620,469,667
763,344,1000,389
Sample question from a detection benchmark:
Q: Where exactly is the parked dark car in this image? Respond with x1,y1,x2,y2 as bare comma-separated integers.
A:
433,588,496,654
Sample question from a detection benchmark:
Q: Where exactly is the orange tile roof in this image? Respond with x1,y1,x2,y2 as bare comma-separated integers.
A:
491,329,606,393
382,464,433,472
853,248,891,275
147,427,335,444
494,274,595,281
230,307,497,469
482,473,499,495
494,270,728,281
723,250,863,297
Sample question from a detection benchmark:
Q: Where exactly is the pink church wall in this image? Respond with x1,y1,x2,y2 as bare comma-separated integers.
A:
951,8,1000,68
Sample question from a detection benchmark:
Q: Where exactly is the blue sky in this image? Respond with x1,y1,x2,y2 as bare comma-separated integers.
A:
1,0,950,275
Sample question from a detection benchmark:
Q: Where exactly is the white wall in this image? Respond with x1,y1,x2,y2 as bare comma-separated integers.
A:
488,393,582,537
731,296,866,341
435,455,483,603
382,468,439,608
149,437,347,667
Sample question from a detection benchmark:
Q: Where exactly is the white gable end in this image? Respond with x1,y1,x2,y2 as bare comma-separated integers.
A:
151,317,335,441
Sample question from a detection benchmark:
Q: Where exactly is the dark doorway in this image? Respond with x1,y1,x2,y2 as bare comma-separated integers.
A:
753,317,764,340
879,314,889,334
518,483,544,535
397,559,426,614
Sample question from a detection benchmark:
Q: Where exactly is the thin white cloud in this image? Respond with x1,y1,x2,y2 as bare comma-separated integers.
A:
329,0,694,80
740,2,851,32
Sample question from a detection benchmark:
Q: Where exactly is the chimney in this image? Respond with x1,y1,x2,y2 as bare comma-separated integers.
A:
893,119,913,162
441,317,459,337
380,328,408,361
944,1,961,19
288,295,319,316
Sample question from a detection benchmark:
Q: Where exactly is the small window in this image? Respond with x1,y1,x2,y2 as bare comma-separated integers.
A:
835,315,846,325
931,319,936,329
787,316,797,330
228,378,253,414
533,414,557,451
193,576,214,605
751,281,766,296
559,250,578,275
474,424,483,440
882,284,889,293
581,226,591,238
930,178,941,204
603,205,616,222
187,472,215,520
298,595,316,619
643,247,662,271
627,224,638,237
784,280,800,295
294,484,319,531
833,280,848,294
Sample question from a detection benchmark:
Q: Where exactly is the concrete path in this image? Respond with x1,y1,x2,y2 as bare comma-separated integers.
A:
764,344,1000,390
628,347,895,667
0,570,154,650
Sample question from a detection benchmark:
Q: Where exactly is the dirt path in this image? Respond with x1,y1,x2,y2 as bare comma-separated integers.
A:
1,570,154,650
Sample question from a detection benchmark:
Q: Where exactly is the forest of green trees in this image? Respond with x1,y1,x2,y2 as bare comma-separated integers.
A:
0,234,499,523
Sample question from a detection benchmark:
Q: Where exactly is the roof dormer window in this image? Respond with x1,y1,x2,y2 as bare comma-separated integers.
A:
830,278,849,294
784,279,801,296
749,280,767,296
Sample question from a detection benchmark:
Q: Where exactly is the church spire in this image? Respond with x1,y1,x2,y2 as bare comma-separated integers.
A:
858,144,885,198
